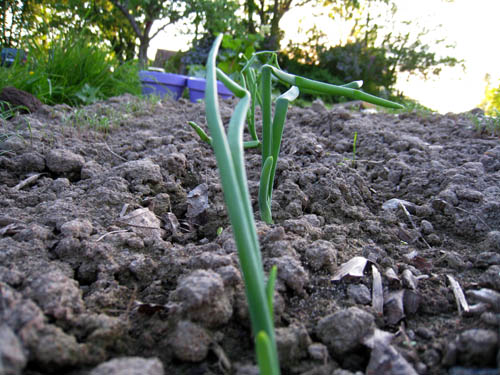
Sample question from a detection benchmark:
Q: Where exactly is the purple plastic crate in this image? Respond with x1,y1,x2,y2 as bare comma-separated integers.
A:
187,77,234,103
139,71,187,100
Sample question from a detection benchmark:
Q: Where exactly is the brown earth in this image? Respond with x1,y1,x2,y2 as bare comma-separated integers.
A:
0,94,499,375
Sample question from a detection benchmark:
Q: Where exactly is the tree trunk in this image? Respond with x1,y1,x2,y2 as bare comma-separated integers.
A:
247,0,256,33
138,37,150,67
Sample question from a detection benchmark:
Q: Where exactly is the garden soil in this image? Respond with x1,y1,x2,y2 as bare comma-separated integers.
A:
1,94,499,375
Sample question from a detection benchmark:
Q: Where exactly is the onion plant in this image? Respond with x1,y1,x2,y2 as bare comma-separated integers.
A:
190,36,403,225
189,34,403,374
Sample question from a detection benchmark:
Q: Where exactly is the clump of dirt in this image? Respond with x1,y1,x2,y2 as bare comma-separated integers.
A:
0,95,499,375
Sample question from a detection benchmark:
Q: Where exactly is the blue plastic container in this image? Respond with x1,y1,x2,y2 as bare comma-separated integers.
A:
139,71,187,100
187,77,233,103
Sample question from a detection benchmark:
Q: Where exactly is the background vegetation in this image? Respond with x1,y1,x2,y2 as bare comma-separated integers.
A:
0,0,484,109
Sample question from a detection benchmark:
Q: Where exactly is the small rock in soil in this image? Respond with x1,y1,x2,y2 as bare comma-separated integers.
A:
46,148,85,176
268,255,309,295
24,269,84,321
347,284,371,305
60,218,93,238
169,320,211,362
443,329,499,367
303,239,337,272
169,269,233,327
384,290,406,325
366,341,418,375
307,343,329,363
90,356,164,375
479,265,500,290
114,158,163,185
316,307,375,357
483,230,500,252
0,324,27,375
275,323,311,366
14,152,45,172
475,252,500,268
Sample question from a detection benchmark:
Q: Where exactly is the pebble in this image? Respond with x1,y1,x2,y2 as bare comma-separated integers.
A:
479,265,500,290
0,324,26,375
169,269,233,327
484,231,500,252
60,218,93,238
420,220,434,234
347,284,371,305
169,320,211,362
381,198,415,212
268,255,309,295
90,357,164,375
275,323,311,365
304,240,337,272
415,326,434,340
15,152,45,172
308,343,329,362
24,269,84,320
475,252,500,268
46,148,85,175
316,307,375,356
444,329,498,367
114,158,163,185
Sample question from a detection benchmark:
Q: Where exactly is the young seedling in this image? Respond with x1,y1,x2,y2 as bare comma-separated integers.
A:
190,42,403,224
190,34,403,374
200,34,280,375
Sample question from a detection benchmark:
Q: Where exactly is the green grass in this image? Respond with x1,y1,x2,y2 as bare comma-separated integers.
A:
0,30,141,106
468,109,500,137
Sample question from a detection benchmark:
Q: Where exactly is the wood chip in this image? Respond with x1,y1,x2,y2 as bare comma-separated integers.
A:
372,265,384,316
446,274,469,315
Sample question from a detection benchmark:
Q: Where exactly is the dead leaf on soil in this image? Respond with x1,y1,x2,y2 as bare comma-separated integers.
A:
332,256,369,282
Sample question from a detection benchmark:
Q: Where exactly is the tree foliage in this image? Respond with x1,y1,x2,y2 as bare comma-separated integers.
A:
482,76,500,115
109,0,194,65
279,0,462,99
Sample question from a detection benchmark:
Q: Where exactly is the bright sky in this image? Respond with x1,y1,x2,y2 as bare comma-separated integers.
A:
150,0,500,114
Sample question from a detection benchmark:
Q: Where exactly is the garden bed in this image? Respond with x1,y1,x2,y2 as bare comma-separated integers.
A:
0,95,499,375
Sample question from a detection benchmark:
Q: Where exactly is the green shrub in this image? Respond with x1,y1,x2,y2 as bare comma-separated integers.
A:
0,30,141,106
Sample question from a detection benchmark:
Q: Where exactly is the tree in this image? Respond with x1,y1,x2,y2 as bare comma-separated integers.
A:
238,0,386,51
110,0,195,65
188,0,243,40
280,0,462,97
0,0,40,48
